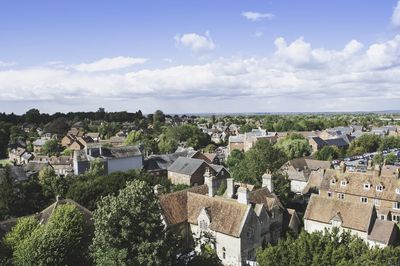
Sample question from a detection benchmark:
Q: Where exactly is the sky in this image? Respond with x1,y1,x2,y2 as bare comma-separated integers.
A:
1,0,400,114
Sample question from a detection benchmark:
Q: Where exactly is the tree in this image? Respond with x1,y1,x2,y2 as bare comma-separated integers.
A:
124,130,142,146
373,153,384,165
226,149,245,172
44,117,69,135
38,166,69,198
42,139,59,156
348,134,381,155
0,166,15,220
385,153,398,165
315,146,340,161
232,140,288,185
9,204,89,265
90,180,175,265
256,228,400,266
24,109,41,124
239,124,253,134
85,158,105,177
379,136,400,151
153,110,166,131
275,134,311,160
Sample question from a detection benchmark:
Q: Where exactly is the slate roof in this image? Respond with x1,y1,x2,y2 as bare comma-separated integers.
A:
33,138,47,146
167,157,206,176
325,138,349,147
304,194,374,232
145,150,199,171
101,146,142,158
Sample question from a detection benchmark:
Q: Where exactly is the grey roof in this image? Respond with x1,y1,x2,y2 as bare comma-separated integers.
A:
102,146,142,158
325,138,349,147
209,164,226,175
145,151,196,171
0,166,28,182
33,138,47,146
167,157,206,176
311,136,327,146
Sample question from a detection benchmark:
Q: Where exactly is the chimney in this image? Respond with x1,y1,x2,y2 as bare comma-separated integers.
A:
262,171,274,193
204,167,218,197
374,164,382,176
367,159,373,170
226,178,234,198
237,184,249,205
340,161,347,173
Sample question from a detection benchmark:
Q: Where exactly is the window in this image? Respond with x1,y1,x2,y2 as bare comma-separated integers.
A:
330,179,336,185
247,227,254,240
376,185,383,192
222,247,226,260
373,199,381,206
396,188,400,195
380,214,386,220
361,197,368,203
340,180,347,187
392,214,400,223
338,193,345,200
393,202,400,210
327,191,332,198
364,183,371,190
221,170,224,176
199,220,208,230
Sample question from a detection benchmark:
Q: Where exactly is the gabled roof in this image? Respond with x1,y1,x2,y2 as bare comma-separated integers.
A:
101,146,142,158
249,187,285,212
167,157,206,176
187,193,249,237
304,194,374,232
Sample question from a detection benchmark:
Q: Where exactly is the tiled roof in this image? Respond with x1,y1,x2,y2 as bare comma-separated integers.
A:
367,219,398,245
304,194,374,232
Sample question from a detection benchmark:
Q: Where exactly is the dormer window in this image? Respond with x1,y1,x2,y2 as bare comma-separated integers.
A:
330,179,336,185
340,180,347,187
364,183,371,190
376,185,383,192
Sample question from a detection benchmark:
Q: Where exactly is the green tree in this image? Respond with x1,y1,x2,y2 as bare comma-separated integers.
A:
90,180,175,265
232,140,287,185
124,130,142,146
348,134,381,155
315,146,340,161
42,139,59,156
385,153,398,165
0,166,15,220
379,136,400,151
275,134,311,160
10,204,89,265
38,166,69,198
373,153,384,165
226,149,245,173
85,158,105,177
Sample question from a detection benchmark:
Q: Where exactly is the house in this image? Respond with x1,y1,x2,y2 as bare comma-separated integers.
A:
85,132,101,142
319,164,400,224
48,156,74,176
9,147,34,165
280,158,331,194
228,128,278,155
73,144,143,175
33,138,48,154
308,135,352,152
159,172,299,265
167,157,209,186
144,149,200,177
304,194,399,247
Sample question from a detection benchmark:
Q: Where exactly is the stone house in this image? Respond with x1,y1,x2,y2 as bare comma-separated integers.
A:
280,158,331,194
9,147,34,165
159,172,299,265
304,194,399,247
319,164,400,224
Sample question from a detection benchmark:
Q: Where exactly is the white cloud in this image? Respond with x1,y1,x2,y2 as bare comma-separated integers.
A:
0,61,16,67
2,36,400,112
175,31,216,52
73,56,148,72
242,11,275,22
253,31,263,38
392,1,400,27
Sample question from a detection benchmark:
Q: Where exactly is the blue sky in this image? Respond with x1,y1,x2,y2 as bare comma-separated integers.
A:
1,0,400,114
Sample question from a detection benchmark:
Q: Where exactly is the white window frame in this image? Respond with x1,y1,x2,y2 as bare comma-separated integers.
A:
338,193,345,200
392,214,400,223
376,185,383,192
396,188,400,195
373,198,380,206
363,183,370,190
393,202,400,210
360,197,368,203
340,180,347,187
330,179,336,185
327,191,332,198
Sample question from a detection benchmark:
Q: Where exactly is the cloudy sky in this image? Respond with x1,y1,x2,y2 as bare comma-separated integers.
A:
1,0,400,114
